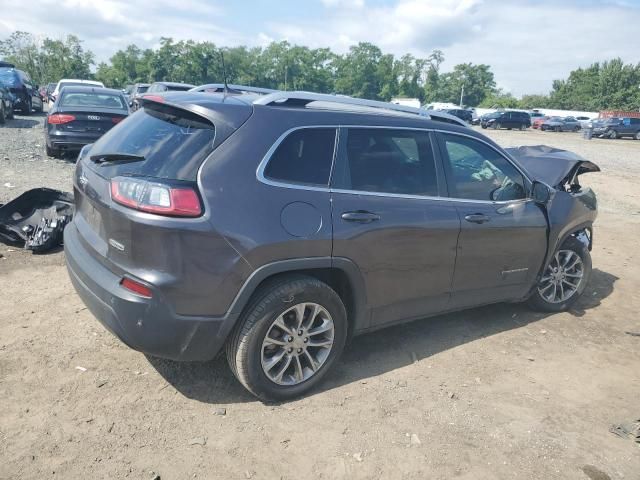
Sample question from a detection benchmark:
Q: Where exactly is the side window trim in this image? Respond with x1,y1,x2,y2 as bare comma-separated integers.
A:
256,126,339,192
434,130,532,203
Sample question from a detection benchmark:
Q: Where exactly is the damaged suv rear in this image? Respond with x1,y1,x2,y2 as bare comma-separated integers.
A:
65,90,599,401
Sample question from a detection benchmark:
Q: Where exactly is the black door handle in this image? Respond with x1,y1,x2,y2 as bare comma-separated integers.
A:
464,213,491,224
341,211,380,223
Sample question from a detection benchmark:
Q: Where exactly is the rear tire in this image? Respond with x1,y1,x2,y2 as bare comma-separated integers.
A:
527,236,591,313
23,97,32,115
635,131,640,140
226,275,348,401
0,103,5,124
45,144,60,158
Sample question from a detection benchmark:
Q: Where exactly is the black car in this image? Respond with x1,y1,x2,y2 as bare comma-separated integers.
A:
442,108,473,123
0,67,43,114
481,111,531,130
0,84,15,123
65,88,598,400
593,117,640,140
45,86,129,158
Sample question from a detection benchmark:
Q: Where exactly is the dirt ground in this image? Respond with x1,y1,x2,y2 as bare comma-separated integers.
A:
1,112,639,480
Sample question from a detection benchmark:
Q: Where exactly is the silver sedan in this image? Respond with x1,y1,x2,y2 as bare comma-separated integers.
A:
540,116,582,132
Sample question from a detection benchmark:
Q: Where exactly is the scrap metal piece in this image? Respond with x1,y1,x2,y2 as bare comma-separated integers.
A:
609,419,640,443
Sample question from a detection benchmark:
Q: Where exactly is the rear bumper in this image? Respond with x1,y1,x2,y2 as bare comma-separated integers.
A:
64,222,234,361
47,131,104,150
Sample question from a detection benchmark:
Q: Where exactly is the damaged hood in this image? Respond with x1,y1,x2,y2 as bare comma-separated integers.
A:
505,145,600,188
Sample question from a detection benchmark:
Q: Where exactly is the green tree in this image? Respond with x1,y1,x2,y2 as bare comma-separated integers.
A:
430,63,496,107
479,90,519,108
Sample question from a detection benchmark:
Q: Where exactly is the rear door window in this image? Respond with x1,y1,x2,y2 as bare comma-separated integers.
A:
86,103,215,181
333,128,438,196
263,128,336,186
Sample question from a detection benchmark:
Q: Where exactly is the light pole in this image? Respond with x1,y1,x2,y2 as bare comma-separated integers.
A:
459,82,464,107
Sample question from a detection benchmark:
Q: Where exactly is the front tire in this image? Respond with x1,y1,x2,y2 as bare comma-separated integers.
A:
608,129,617,139
226,275,348,401
0,103,5,124
528,236,591,312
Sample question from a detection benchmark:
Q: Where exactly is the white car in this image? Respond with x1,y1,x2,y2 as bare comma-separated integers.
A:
576,116,595,129
52,79,105,102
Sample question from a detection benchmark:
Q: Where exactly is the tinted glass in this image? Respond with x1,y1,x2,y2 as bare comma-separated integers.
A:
630,118,640,125
264,128,336,186
0,69,19,87
87,104,215,181
167,85,192,91
441,133,526,201
60,92,126,109
136,86,149,94
59,82,97,90
335,128,438,196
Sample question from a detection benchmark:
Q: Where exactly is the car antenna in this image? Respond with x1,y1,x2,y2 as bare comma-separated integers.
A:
220,50,229,97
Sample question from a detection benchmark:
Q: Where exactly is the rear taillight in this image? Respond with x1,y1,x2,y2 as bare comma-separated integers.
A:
110,176,202,217
141,94,164,103
120,277,153,298
48,113,76,124
112,117,124,124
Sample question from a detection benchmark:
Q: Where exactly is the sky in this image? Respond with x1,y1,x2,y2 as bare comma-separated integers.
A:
0,0,639,96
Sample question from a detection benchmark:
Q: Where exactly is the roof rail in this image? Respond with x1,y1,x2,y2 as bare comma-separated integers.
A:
252,91,467,127
189,83,278,95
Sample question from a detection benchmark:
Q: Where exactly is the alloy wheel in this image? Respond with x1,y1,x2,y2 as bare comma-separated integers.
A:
261,302,335,386
537,249,584,304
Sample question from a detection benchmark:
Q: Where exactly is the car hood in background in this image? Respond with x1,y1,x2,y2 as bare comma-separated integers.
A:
505,145,600,188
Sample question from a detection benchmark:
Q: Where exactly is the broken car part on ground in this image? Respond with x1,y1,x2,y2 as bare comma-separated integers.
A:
0,188,74,253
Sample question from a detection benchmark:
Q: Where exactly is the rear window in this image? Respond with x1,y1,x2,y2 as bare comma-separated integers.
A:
264,128,336,186
60,92,126,109
86,103,215,181
136,86,149,94
167,85,192,91
59,82,99,90
0,69,19,87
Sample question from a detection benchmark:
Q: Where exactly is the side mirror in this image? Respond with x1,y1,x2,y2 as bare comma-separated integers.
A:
531,181,552,204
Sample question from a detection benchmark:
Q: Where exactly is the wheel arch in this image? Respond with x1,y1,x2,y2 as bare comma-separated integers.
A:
227,257,369,341
526,222,593,301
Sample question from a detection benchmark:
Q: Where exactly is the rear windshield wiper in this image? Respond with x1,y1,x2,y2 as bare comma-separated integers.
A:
90,153,145,165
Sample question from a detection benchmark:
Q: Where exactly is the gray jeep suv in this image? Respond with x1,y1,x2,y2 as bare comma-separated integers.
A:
65,89,599,400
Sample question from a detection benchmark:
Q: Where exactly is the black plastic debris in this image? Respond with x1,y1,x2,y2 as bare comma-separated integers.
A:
0,188,74,253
